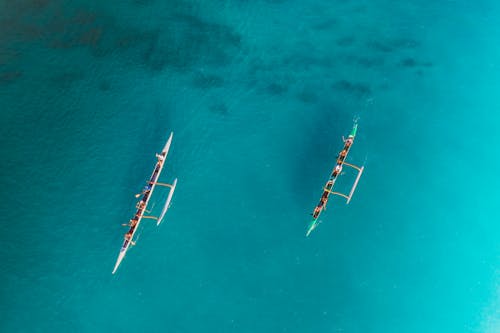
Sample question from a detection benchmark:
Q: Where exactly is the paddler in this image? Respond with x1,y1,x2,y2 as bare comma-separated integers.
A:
339,149,347,159
135,184,152,198
122,219,138,227
320,193,328,206
124,231,136,245
312,206,321,218
136,200,146,210
156,153,165,162
332,164,342,177
345,137,353,147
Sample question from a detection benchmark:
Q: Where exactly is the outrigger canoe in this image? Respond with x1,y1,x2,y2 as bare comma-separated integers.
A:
307,122,364,237
112,132,177,274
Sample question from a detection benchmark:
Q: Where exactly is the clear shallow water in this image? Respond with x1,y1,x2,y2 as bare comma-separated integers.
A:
1,1,499,332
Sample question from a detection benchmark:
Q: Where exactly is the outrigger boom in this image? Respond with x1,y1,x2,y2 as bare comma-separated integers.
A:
306,122,364,237
112,132,177,274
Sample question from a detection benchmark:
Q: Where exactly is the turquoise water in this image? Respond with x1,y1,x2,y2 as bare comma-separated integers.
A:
1,0,499,332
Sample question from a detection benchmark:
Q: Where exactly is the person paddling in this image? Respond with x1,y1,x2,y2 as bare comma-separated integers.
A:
124,231,136,245
332,164,342,177
156,153,165,162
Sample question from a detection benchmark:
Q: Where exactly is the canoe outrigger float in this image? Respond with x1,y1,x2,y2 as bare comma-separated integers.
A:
112,132,177,274
306,122,364,237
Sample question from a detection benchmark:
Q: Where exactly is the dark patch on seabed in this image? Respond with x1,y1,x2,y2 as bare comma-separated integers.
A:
282,53,333,70
0,70,22,84
332,80,371,97
49,71,86,87
191,71,225,89
137,12,242,72
2,0,51,14
351,4,368,13
243,57,295,96
1,0,242,76
209,102,229,116
399,58,433,68
367,41,393,53
264,0,289,4
296,90,318,104
132,0,154,5
342,55,385,69
99,80,111,91
367,38,420,53
162,13,242,67
336,36,356,47
0,49,20,66
266,83,288,95
311,18,337,31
